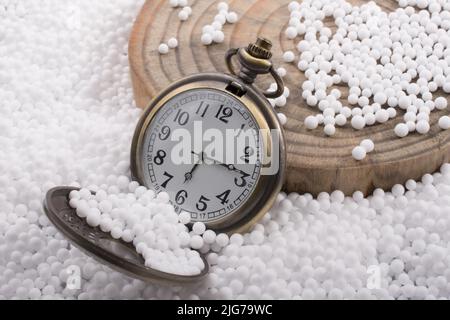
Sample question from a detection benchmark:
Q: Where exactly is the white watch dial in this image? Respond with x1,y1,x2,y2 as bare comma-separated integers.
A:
141,88,262,223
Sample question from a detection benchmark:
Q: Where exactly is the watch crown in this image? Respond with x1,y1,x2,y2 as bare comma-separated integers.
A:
247,37,272,59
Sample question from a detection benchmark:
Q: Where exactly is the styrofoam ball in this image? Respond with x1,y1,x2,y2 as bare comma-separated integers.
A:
203,230,216,244
305,116,319,130
192,222,206,235
226,12,238,24
394,123,409,138
360,139,375,153
216,233,229,247
167,38,179,49
435,97,448,110
178,211,191,225
283,51,296,63
439,116,450,130
416,120,430,134
352,146,366,161
158,43,169,54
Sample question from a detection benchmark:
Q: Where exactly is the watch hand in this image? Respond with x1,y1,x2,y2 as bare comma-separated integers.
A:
191,151,250,176
219,163,250,177
184,152,203,183
184,164,199,183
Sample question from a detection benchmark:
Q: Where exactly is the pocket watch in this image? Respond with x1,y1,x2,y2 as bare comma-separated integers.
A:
131,37,286,234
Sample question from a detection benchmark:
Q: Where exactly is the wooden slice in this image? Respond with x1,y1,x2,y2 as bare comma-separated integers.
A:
129,0,450,196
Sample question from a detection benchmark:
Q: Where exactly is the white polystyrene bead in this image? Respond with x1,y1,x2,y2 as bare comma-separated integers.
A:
217,2,228,11
285,26,298,39
360,139,374,153
351,115,365,130
167,37,178,49
288,1,300,12
278,113,287,125
192,222,206,235
169,0,180,7
226,12,238,24
392,184,405,197
416,120,430,134
394,123,409,138
202,230,216,244
283,51,295,63
375,109,389,123
158,43,169,54
277,67,287,78
183,6,192,16
324,124,336,136
352,146,367,161
405,179,417,191
275,96,287,107
215,233,229,247
178,10,189,21
304,115,318,130
435,97,448,110
335,114,347,126
213,30,225,43
214,13,227,25
201,33,213,45
178,211,191,225
190,235,204,250
439,116,450,130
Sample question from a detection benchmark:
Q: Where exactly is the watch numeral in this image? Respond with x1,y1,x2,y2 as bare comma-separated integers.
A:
215,105,233,123
154,150,167,165
159,126,171,140
196,102,209,118
174,109,190,125
240,146,254,164
161,171,174,188
235,172,250,187
216,190,231,205
176,190,188,205
196,195,210,212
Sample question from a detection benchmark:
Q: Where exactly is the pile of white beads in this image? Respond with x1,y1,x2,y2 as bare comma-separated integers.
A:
289,0,450,138
3,0,450,300
68,185,233,276
201,2,238,46
352,139,375,161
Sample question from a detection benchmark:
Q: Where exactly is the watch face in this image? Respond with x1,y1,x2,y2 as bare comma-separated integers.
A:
140,88,262,224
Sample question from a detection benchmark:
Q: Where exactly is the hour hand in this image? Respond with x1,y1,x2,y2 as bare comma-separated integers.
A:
184,152,203,183
184,166,198,183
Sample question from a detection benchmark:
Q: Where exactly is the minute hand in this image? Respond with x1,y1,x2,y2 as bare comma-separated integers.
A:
201,153,250,176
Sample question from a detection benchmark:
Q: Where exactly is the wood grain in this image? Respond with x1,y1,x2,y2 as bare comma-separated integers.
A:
129,0,450,196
